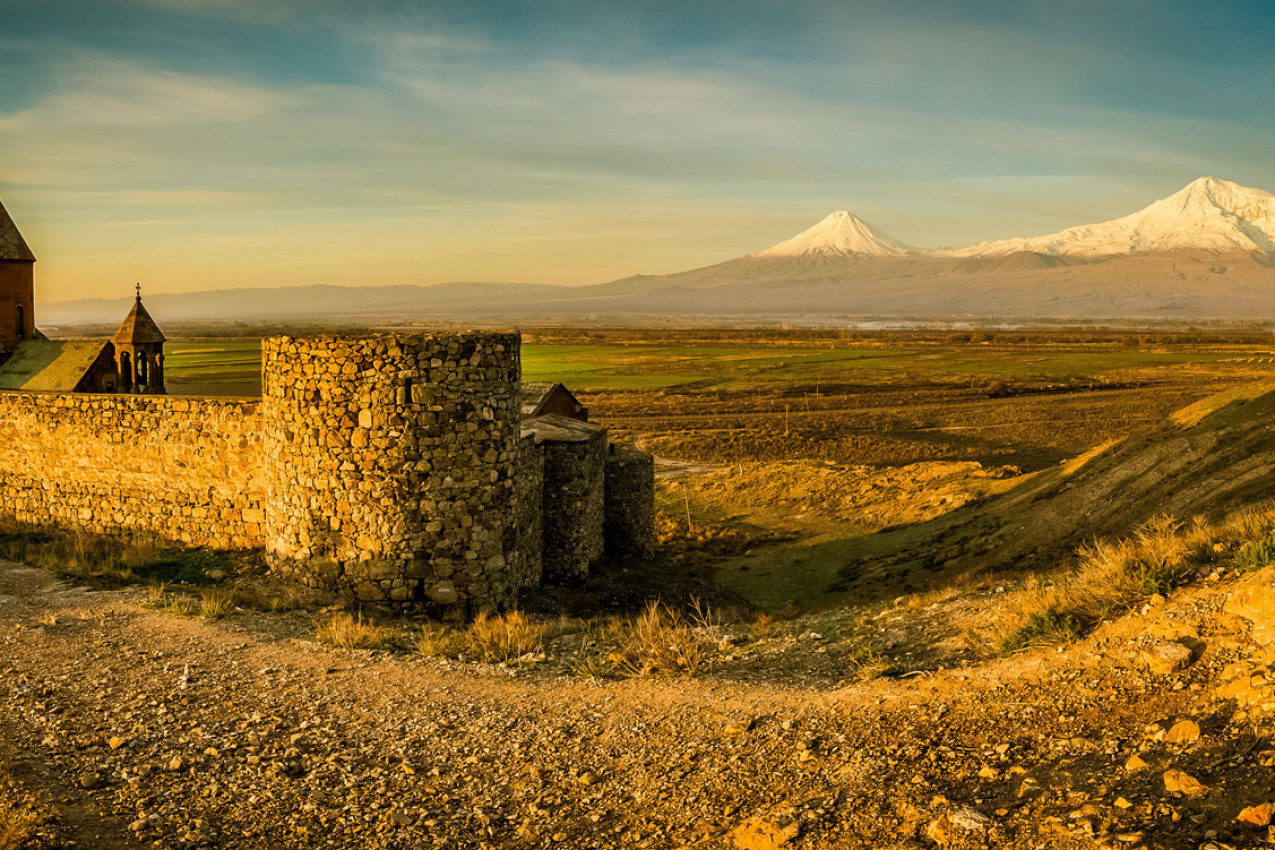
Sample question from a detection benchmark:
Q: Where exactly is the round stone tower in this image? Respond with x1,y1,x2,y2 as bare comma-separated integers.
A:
261,333,523,611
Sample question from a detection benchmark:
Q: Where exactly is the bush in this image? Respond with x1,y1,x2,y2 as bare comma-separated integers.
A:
463,611,545,664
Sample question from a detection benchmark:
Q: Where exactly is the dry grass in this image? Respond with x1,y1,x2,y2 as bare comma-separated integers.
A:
417,611,547,663
575,601,719,678
198,588,235,619
314,612,399,651
969,509,1275,657
464,611,546,663
0,520,246,588
749,612,778,641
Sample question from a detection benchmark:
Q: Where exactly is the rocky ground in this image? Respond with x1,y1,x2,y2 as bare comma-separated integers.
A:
4,557,1275,850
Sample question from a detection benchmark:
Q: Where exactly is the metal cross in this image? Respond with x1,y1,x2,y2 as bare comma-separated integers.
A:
135,282,141,299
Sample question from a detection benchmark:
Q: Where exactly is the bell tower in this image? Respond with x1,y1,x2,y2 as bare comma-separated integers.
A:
0,200,36,352
112,285,166,394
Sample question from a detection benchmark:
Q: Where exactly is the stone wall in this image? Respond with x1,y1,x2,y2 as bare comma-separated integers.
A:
513,433,544,591
261,333,523,611
534,419,607,581
603,446,656,560
0,392,264,547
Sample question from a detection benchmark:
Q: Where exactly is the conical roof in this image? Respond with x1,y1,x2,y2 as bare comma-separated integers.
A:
113,296,166,345
0,199,35,262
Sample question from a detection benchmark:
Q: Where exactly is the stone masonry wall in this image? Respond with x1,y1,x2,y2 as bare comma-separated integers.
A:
0,392,264,547
261,333,523,611
603,446,656,560
541,430,606,581
513,433,544,591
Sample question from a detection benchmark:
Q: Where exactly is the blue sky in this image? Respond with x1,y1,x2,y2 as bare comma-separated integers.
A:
2,0,1274,300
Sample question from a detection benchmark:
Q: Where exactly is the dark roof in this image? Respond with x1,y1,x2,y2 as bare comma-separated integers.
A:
0,200,35,262
521,413,605,444
113,297,166,345
0,341,109,391
520,381,584,418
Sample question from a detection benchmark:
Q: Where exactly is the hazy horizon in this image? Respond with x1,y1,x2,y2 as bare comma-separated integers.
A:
3,0,1275,301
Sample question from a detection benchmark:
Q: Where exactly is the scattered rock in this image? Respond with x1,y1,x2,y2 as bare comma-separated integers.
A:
731,812,801,850
1225,568,1275,645
1164,719,1201,744
949,807,991,831
1143,642,1193,674
108,735,127,750
1126,755,1149,771
1163,769,1207,796
1237,803,1274,827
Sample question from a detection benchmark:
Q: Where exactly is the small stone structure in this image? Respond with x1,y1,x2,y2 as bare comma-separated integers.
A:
523,414,608,581
604,446,657,560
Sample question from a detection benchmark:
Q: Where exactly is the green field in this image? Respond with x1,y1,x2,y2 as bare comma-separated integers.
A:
163,341,262,397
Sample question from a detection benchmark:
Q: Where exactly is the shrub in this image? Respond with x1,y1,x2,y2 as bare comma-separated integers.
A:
1234,532,1275,572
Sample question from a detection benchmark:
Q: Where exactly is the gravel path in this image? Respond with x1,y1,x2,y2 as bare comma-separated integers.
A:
3,560,1274,849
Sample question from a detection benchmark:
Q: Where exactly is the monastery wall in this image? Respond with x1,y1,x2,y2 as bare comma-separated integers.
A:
0,392,264,547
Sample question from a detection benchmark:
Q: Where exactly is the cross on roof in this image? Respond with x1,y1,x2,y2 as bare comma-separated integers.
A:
135,282,141,299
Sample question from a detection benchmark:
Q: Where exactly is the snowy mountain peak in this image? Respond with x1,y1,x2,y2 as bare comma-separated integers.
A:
950,177,1275,258
753,210,917,258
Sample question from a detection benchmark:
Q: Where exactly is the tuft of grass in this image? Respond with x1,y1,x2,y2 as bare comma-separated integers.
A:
847,645,905,680
749,612,777,641
464,611,546,664
415,621,465,659
198,588,235,619
575,600,719,679
314,612,399,651
1234,532,1275,573
416,612,547,663
997,608,1084,657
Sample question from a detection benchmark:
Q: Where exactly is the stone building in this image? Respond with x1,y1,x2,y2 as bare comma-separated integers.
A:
0,199,166,394
0,200,37,350
521,381,588,421
112,289,166,394
0,198,655,613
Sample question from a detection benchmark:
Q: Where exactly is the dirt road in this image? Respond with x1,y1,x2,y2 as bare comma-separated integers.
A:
2,560,1272,849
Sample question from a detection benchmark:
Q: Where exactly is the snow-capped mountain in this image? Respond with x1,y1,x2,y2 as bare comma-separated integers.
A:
752,209,917,258
949,177,1275,258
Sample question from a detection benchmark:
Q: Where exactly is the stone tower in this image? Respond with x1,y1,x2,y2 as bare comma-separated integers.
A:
112,288,166,394
0,200,36,351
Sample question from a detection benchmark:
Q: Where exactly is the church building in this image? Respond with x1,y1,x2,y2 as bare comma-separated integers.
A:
0,199,166,394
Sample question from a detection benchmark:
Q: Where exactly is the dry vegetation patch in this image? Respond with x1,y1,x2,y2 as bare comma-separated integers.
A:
968,507,1275,657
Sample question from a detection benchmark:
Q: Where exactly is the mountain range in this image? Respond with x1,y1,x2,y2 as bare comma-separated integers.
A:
39,177,1275,328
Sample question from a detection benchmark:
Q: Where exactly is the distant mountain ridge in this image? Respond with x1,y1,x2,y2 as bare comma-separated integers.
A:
37,177,1275,326
945,177,1275,258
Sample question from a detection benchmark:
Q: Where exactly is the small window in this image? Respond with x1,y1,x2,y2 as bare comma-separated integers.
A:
15,305,24,341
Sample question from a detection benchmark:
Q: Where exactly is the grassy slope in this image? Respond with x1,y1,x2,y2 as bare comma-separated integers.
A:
838,380,1275,606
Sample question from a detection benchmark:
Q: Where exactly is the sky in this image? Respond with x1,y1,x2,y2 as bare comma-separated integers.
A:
2,0,1275,302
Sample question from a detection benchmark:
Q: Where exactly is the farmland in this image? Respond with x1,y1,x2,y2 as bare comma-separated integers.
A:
161,328,1275,608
